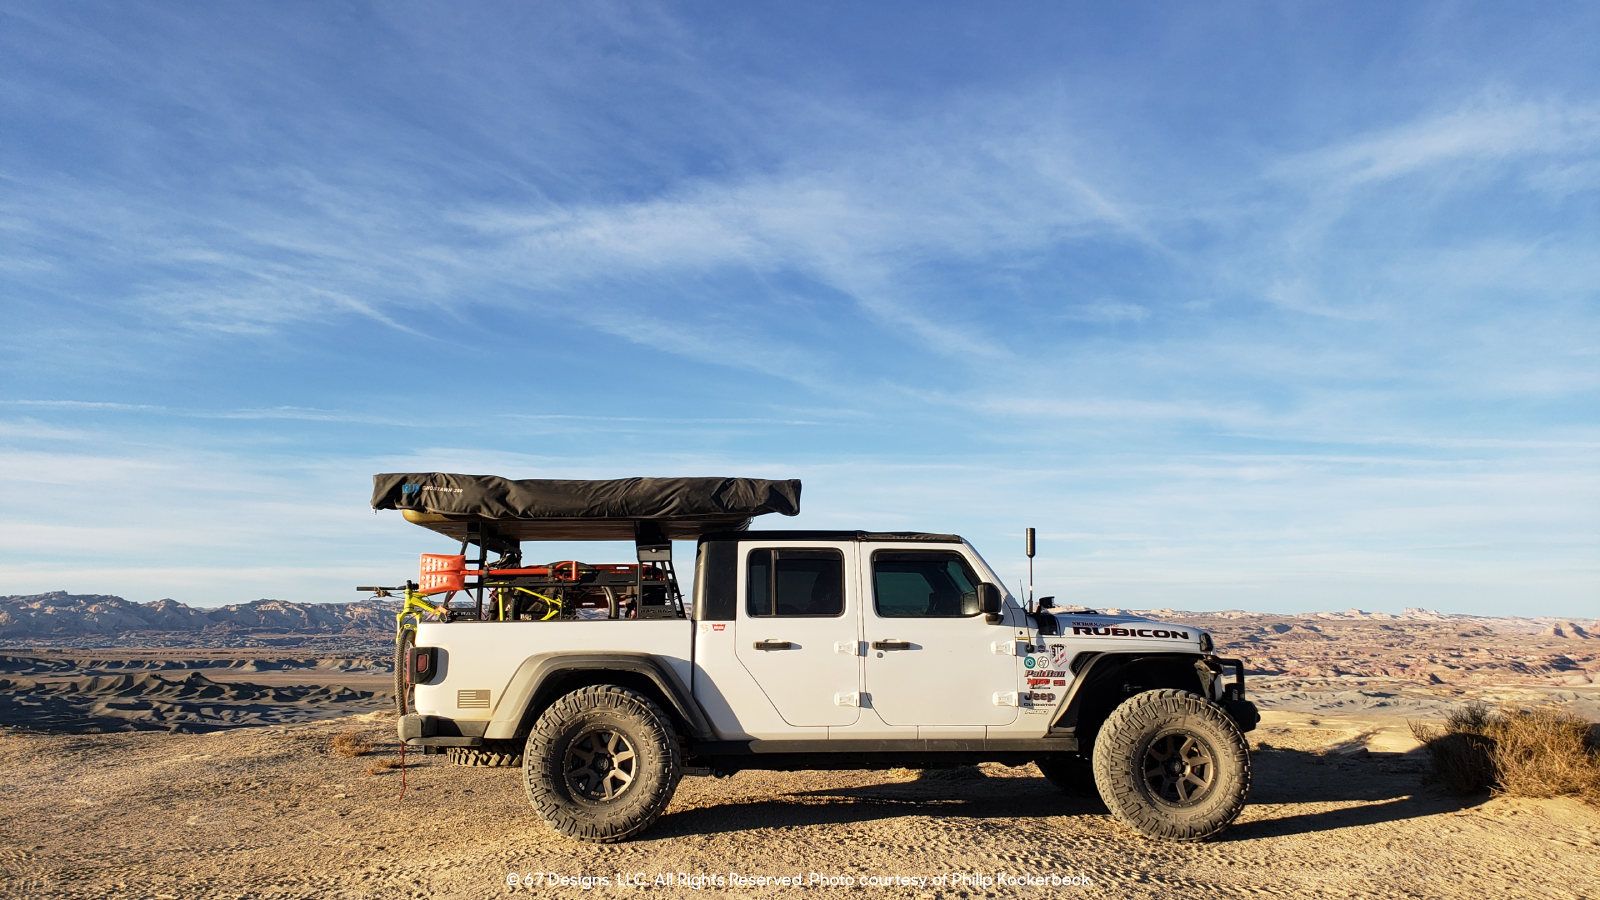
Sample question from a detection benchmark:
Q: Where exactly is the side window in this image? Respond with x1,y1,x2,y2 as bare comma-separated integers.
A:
746,548,845,617
872,550,981,618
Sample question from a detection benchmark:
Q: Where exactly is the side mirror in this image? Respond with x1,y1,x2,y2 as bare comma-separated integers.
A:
979,583,1003,623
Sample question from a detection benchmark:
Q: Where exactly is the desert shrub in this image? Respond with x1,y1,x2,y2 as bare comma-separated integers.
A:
914,765,987,781
330,732,374,757
365,757,403,775
887,765,986,780
1411,702,1600,803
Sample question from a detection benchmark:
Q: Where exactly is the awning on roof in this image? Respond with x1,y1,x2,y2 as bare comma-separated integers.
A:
371,474,802,542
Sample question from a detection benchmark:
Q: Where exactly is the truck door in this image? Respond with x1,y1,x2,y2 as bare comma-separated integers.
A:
861,546,1018,726
734,543,861,727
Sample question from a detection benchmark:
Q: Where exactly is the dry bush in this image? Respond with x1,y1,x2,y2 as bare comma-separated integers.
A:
913,765,987,781
1411,702,1600,803
330,732,374,758
887,765,986,780
365,757,403,775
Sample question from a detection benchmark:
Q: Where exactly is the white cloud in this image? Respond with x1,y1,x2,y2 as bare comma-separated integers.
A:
1275,98,1600,188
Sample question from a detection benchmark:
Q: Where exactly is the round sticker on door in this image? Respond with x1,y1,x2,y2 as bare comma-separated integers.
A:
1024,657,1036,668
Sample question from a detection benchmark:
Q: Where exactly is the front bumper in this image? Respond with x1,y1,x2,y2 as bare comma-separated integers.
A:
397,713,485,747
1209,657,1259,733
1221,698,1260,733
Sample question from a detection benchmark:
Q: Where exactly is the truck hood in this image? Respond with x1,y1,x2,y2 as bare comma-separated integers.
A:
1045,611,1204,646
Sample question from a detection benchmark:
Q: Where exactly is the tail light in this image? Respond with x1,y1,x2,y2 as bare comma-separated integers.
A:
409,646,439,684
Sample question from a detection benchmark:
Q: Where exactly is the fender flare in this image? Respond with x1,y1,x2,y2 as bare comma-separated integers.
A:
1048,651,1212,734
483,652,714,741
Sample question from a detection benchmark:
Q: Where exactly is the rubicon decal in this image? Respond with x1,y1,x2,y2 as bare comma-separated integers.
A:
1070,626,1190,639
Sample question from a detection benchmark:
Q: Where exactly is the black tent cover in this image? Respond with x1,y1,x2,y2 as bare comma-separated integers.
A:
371,474,801,542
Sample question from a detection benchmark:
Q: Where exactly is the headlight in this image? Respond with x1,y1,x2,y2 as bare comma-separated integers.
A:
1199,632,1214,653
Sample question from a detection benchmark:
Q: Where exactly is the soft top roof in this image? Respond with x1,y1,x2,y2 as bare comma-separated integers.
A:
700,530,963,544
372,474,801,542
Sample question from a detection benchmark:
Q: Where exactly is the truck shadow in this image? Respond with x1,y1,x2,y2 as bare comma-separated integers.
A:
656,772,1095,837
1219,747,1484,839
656,750,1481,840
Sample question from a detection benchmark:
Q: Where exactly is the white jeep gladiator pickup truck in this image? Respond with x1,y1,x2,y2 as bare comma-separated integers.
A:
364,474,1258,845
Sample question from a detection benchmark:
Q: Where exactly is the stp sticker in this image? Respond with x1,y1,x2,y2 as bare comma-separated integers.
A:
712,624,726,632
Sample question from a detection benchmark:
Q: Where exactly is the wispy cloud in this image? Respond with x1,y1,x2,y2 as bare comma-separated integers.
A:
0,6,1595,615
1273,98,1600,188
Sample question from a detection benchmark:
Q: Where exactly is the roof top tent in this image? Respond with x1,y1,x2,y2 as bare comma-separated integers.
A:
371,475,802,620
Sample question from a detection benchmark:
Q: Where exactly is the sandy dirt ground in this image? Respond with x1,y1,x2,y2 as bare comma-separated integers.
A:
3,619,1598,900
3,707,1598,900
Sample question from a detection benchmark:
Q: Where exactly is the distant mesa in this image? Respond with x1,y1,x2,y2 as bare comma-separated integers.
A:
0,592,397,640
1539,621,1591,640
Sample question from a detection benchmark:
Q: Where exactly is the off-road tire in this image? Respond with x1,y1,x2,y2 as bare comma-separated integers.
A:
523,685,681,843
448,739,523,767
1092,689,1250,842
1036,756,1106,807
393,630,415,716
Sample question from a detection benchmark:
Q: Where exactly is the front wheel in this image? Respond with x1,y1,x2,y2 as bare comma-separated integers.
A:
523,685,681,843
1092,689,1251,842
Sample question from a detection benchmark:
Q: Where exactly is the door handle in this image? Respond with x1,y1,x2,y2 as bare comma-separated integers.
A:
753,640,794,650
871,640,912,651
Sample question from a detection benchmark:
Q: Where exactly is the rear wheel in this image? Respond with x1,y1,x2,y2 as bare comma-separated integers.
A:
523,685,681,843
1092,689,1250,842
393,630,415,716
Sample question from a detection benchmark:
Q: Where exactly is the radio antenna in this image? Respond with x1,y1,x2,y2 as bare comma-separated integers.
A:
1025,527,1036,611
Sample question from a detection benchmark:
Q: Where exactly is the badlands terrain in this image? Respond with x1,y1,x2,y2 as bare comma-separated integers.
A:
0,593,1596,898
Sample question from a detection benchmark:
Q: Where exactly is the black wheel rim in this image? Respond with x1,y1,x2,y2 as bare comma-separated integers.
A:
1142,731,1216,806
565,727,638,802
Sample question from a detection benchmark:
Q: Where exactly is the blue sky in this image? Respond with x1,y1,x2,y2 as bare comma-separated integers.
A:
1,2,1596,615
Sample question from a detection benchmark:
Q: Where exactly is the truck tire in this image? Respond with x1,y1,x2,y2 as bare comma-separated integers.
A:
1091,689,1250,842
394,631,415,716
523,685,682,843
1036,756,1105,807
448,739,523,767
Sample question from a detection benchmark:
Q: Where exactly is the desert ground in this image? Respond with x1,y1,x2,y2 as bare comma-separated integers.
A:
2,608,1598,899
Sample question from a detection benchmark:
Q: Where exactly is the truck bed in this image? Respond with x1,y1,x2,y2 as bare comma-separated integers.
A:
412,620,694,723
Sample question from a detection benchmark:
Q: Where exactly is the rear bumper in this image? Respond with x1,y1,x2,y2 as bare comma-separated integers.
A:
397,713,485,747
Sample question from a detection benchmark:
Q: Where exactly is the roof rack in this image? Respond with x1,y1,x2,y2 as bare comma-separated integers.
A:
371,474,802,620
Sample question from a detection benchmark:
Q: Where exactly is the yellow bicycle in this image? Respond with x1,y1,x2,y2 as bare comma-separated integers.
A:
367,582,564,716
358,584,455,716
